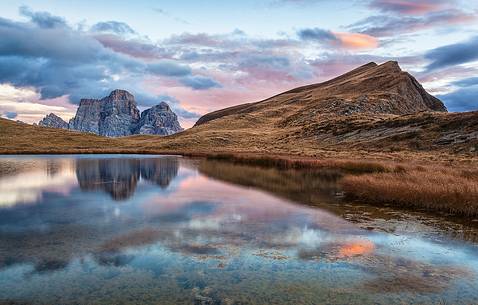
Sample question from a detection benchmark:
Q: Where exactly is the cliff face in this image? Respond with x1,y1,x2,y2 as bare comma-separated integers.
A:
38,113,68,129
62,90,181,137
134,102,183,136
68,90,140,137
69,99,102,134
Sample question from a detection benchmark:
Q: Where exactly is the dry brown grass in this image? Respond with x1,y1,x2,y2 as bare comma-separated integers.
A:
205,153,394,173
342,166,478,216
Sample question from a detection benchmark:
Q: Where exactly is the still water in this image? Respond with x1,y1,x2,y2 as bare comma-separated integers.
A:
0,155,477,304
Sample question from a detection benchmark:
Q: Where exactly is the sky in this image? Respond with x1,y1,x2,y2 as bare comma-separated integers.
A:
0,0,477,128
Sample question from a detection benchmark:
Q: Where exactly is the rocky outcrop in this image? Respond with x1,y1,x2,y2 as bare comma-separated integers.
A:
134,102,183,135
69,90,140,137
63,89,182,137
68,99,101,134
38,113,68,129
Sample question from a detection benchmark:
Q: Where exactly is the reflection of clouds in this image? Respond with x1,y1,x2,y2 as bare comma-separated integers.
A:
0,159,76,207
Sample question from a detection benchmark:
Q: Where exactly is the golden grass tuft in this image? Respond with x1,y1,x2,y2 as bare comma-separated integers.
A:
342,167,478,216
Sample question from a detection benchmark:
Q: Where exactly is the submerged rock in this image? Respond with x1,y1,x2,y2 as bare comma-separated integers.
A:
38,113,68,129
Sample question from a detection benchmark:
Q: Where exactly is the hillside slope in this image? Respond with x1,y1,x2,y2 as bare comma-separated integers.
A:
195,61,446,126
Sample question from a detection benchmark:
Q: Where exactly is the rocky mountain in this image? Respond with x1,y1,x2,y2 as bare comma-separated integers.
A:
38,113,69,129
134,102,183,136
39,90,183,137
68,90,140,137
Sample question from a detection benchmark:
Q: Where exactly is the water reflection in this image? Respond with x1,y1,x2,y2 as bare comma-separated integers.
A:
0,155,477,305
76,157,178,200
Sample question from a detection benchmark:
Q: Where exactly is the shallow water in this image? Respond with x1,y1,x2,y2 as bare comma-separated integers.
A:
0,155,477,304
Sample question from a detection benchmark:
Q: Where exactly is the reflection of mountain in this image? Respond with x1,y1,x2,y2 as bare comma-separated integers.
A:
75,157,179,200
76,159,141,200
140,157,179,188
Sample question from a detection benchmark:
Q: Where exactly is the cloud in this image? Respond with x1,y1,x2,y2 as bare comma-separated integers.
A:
180,75,222,90
425,36,478,71
0,84,76,123
334,32,379,49
91,21,136,35
453,77,478,87
166,32,223,47
156,95,201,119
19,5,67,29
369,0,448,15
438,86,478,112
0,8,221,108
297,28,337,42
347,9,477,37
94,34,172,59
239,54,290,69
147,60,192,77
297,27,378,49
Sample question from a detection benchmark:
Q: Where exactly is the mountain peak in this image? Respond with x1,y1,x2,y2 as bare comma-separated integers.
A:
376,60,401,72
155,101,171,110
135,102,183,136
38,113,68,129
108,89,134,101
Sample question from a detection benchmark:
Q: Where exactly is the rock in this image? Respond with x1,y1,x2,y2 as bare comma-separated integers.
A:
99,89,140,137
66,90,182,137
69,99,102,134
69,90,140,137
134,102,183,136
38,113,68,129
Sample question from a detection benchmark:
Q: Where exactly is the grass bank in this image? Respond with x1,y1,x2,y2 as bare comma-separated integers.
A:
342,166,478,217
202,153,478,217
200,153,395,174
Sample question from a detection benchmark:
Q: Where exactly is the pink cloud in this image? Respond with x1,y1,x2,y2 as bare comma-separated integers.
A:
371,0,448,15
334,32,379,49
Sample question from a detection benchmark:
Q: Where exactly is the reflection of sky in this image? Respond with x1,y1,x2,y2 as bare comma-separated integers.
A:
0,155,477,304
0,158,77,207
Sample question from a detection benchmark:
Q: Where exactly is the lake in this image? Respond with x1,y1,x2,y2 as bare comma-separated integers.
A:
0,155,477,304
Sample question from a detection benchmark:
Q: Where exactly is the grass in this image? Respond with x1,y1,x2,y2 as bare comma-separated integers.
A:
342,166,478,217
202,154,478,218
204,153,392,174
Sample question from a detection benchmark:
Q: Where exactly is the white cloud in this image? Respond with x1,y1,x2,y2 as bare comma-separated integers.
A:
0,84,75,123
